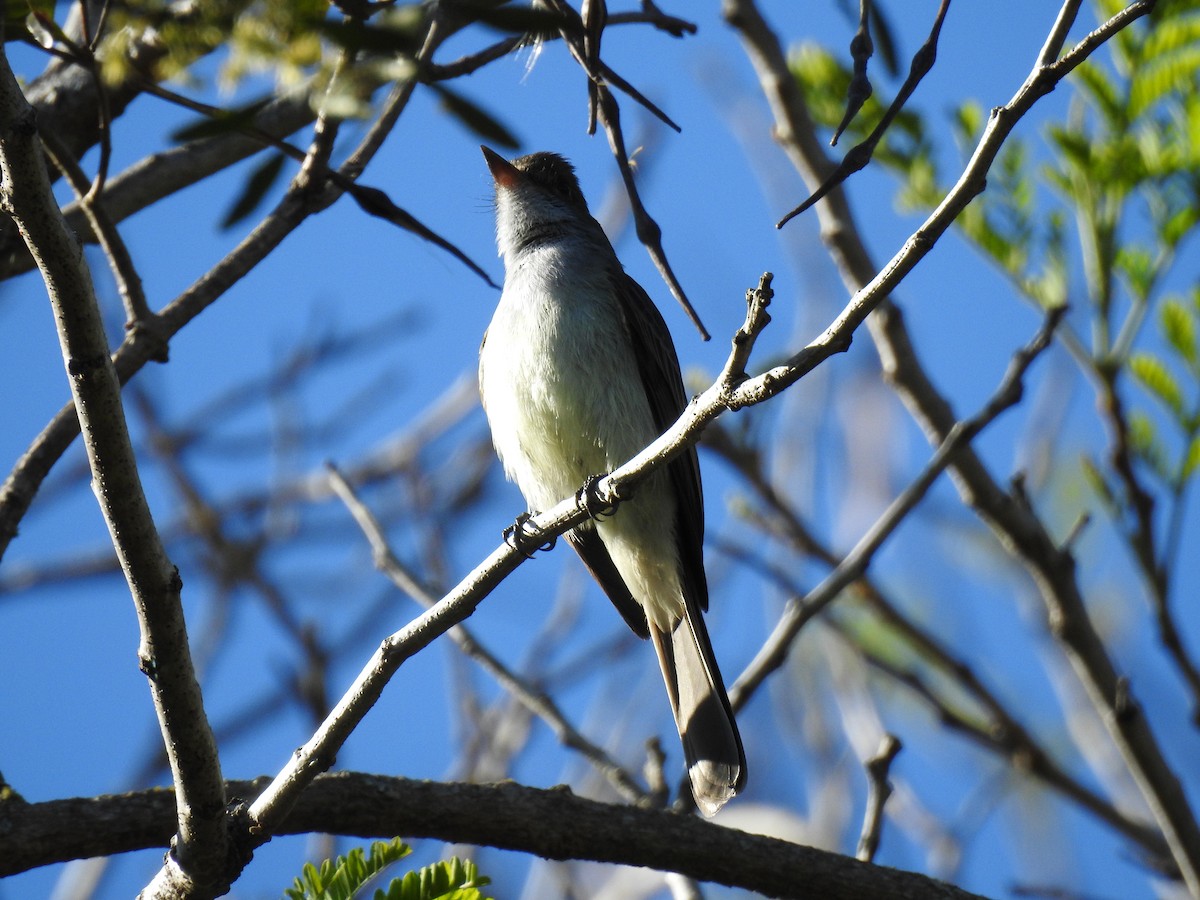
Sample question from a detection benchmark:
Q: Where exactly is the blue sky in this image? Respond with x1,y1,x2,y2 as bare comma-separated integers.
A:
3,2,1197,898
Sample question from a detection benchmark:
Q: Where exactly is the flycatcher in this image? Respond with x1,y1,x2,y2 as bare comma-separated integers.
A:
478,146,745,815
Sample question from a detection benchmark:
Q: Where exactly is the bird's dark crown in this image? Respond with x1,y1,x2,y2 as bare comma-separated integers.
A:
510,152,589,211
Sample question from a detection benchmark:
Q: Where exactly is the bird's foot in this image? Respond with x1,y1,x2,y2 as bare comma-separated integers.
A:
504,512,556,558
577,474,622,520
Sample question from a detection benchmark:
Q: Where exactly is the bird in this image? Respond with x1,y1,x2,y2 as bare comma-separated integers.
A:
477,145,745,815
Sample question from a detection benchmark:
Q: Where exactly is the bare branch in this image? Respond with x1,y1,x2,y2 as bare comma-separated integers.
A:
327,464,650,804
537,0,708,339
1037,0,1086,67
0,6,449,567
1095,367,1200,720
0,42,224,898
40,128,156,331
0,94,316,282
780,0,950,225
138,79,496,288
730,306,1064,704
3,773,993,899
831,0,874,146
727,0,1200,889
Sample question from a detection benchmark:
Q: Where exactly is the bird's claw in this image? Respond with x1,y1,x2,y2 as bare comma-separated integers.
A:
577,474,621,520
504,512,556,558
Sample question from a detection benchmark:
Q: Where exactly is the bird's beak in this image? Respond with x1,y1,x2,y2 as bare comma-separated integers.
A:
481,145,522,189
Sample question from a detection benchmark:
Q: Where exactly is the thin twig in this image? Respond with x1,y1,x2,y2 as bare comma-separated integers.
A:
0,7,450,567
1096,367,1200,721
326,464,649,804
593,87,708,339
831,0,874,146
423,4,696,81
538,0,709,339
729,306,1064,704
777,0,952,227
138,79,496,288
39,128,158,334
857,734,902,862
0,45,226,897
729,0,1200,888
0,94,318,282
1037,0,1085,67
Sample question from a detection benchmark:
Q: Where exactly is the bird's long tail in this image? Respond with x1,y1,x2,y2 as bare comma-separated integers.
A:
650,602,746,816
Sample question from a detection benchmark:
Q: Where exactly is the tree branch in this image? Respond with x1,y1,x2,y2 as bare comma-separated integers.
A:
0,7,444,567
730,306,1064,703
230,0,1161,852
0,93,315,282
0,41,225,899
777,0,951,227
537,0,709,338
326,464,650,804
0,773,992,900
726,0,1200,890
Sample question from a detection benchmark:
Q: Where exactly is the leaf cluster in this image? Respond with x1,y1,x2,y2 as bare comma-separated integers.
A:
1126,291,1200,486
284,838,492,900
791,0,1200,535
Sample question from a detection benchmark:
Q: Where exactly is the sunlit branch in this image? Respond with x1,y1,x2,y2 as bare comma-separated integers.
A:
327,464,650,804
0,40,226,898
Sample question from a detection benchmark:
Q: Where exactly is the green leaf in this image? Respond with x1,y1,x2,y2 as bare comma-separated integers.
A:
1127,410,1172,480
1143,8,1200,58
1128,408,1157,457
1073,61,1125,125
896,154,938,209
790,43,853,131
377,857,491,900
286,838,413,900
1080,455,1117,512
867,0,900,76
1046,125,1093,173
1129,352,1186,418
1185,82,1200,163
1023,261,1068,310
430,85,520,149
1115,244,1155,302
1161,297,1198,366
170,97,273,143
952,100,983,145
1130,44,1200,119
1183,434,1200,480
221,153,287,230
1159,202,1199,248
5,0,54,44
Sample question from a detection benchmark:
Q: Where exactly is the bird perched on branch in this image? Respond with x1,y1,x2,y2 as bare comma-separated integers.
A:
478,146,745,815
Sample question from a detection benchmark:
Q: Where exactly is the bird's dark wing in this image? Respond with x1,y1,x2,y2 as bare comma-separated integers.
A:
564,527,650,637
611,272,744,811
610,268,709,614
